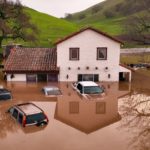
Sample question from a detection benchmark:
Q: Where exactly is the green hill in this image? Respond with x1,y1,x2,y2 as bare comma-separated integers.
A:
3,7,79,48
65,0,149,36
25,8,79,47
2,0,149,49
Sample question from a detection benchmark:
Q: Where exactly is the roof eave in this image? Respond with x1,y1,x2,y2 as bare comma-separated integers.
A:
55,27,123,45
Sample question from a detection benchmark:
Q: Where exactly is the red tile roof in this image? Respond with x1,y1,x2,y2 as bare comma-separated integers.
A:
4,48,59,73
55,27,123,45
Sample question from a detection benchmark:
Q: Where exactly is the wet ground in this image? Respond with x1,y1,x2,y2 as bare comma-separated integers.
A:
0,71,150,150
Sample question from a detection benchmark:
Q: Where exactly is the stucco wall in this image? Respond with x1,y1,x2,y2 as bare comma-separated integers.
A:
57,29,120,82
7,74,26,82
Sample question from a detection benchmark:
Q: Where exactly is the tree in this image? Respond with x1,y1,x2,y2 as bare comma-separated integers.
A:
103,10,115,18
78,14,86,20
65,13,73,20
123,0,150,45
124,14,150,45
119,93,150,150
0,0,38,48
91,5,101,14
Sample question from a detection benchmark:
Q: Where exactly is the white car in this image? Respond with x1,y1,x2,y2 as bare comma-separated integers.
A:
42,86,62,96
73,81,104,95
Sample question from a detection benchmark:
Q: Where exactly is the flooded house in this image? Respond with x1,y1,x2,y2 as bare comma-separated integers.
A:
4,27,131,82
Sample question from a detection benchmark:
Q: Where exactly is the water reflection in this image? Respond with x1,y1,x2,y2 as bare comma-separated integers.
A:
0,81,130,138
119,93,150,150
0,103,18,139
0,71,150,150
55,99,121,134
118,72,150,150
55,82,130,134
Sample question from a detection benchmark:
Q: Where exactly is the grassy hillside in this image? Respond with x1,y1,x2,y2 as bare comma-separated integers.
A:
65,0,149,36
2,7,79,48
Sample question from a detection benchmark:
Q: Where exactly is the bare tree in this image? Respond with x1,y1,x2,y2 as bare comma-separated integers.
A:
123,0,150,45
119,94,150,150
0,0,38,48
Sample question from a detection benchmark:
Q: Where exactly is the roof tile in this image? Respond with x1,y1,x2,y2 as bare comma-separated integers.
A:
4,48,59,73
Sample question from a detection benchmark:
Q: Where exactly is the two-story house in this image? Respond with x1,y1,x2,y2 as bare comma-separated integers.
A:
4,27,131,82
56,27,131,82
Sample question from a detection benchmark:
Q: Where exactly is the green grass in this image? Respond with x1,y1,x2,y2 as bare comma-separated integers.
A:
2,8,79,48
65,0,149,38
25,8,79,47
1,1,149,48
86,18,124,35
121,54,150,64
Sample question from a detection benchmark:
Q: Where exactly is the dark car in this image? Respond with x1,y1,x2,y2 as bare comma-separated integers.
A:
0,88,12,101
7,103,49,127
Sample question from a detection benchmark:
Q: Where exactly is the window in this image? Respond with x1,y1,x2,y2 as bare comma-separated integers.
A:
12,109,18,119
97,47,107,60
83,74,93,81
18,113,23,124
78,74,99,82
84,86,103,94
96,102,106,114
69,102,79,114
77,83,83,93
0,93,11,100
26,113,46,124
69,48,79,60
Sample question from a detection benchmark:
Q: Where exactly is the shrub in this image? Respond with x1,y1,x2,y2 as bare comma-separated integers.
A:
104,10,115,18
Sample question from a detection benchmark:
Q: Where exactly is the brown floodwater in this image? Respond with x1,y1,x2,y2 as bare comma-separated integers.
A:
0,71,150,150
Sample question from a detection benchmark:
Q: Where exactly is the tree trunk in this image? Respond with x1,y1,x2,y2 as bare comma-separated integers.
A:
0,37,3,48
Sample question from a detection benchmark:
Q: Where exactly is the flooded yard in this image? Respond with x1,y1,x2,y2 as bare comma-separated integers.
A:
0,71,150,150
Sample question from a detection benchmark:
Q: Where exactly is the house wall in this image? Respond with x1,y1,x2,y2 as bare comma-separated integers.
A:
7,74,26,82
57,29,121,82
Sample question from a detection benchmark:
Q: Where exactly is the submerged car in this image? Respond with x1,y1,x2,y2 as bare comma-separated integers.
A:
0,87,12,101
73,81,104,95
7,103,49,127
42,86,62,96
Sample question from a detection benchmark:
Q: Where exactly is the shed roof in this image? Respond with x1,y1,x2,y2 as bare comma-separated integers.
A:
4,48,59,73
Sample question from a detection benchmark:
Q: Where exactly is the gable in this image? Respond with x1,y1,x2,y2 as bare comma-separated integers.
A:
55,27,123,45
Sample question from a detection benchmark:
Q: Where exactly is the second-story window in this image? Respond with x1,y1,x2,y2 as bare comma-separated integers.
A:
69,48,79,60
97,47,107,60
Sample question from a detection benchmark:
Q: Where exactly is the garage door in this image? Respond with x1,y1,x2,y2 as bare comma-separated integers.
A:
78,74,99,82
37,74,47,82
26,74,37,82
47,74,58,82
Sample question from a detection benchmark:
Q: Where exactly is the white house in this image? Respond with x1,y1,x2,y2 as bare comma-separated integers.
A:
56,27,131,82
4,27,131,82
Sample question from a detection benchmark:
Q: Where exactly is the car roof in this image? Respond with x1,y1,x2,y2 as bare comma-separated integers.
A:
43,86,59,90
0,88,10,94
78,81,98,87
16,103,43,115
0,85,4,89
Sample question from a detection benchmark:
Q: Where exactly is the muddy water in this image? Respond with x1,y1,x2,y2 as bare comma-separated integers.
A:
0,72,150,150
